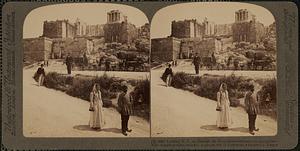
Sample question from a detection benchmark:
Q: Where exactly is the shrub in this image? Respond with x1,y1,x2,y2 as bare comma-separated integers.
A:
258,78,277,103
110,81,123,92
44,72,121,104
193,76,202,86
127,79,138,87
94,73,116,90
100,88,117,99
44,72,71,91
66,77,94,101
193,73,248,101
169,72,277,118
43,72,150,120
238,79,253,92
139,79,150,105
171,72,194,89
172,72,253,105
194,76,221,100
257,78,277,119
130,79,150,121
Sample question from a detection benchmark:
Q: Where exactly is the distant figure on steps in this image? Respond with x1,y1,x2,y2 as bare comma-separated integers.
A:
65,53,73,75
193,53,201,74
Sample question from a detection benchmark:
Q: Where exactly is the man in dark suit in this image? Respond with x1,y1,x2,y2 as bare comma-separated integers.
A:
65,53,73,74
193,53,201,74
117,84,133,136
245,85,260,135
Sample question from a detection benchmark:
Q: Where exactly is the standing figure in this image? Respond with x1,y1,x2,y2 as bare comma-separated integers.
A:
83,53,88,66
89,83,105,130
161,64,173,87
233,59,239,70
65,53,73,74
98,57,104,70
117,85,133,136
105,59,110,71
44,60,49,67
227,56,232,69
211,52,216,66
244,85,260,135
193,53,201,74
216,83,233,129
34,64,46,86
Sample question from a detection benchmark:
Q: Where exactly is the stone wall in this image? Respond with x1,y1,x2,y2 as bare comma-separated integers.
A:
214,24,233,36
75,19,87,36
180,37,202,59
86,24,104,37
151,36,221,62
171,20,203,39
203,18,215,36
103,22,138,44
43,21,62,38
151,37,181,62
232,22,250,42
232,9,265,43
66,22,76,38
51,38,74,59
23,37,52,64
194,38,221,57
43,20,76,39
51,38,93,59
181,38,221,58
65,38,94,57
232,21,265,43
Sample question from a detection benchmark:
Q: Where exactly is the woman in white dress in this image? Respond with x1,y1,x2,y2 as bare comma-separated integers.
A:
89,83,105,130
216,83,233,129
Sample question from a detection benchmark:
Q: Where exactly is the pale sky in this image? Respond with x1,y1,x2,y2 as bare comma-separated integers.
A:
23,3,149,38
151,2,275,39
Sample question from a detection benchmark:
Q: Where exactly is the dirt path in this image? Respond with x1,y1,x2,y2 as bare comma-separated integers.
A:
151,69,277,137
23,69,150,137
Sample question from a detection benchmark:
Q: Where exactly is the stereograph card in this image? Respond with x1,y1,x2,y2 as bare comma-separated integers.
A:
1,1,298,150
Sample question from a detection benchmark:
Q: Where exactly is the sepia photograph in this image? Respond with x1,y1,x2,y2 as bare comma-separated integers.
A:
151,2,277,137
22,3,150,137
1,0,298,149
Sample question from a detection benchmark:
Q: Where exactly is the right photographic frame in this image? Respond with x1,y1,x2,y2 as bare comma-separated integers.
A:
150,2,277,137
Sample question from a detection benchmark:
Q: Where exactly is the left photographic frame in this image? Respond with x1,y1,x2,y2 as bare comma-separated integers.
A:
22,3,150,138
